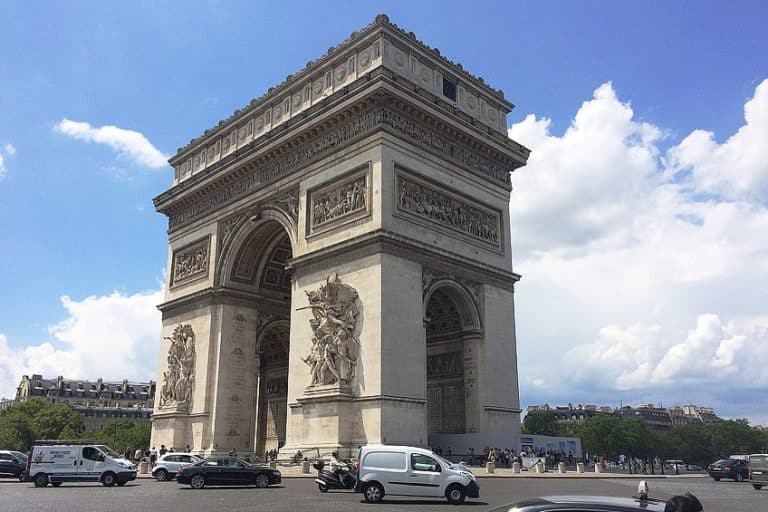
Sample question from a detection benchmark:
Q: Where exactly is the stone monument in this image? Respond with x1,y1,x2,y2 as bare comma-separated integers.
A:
150,14,529,457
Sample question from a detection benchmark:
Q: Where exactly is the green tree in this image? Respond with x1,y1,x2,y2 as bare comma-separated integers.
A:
522,411,559,436
0,398,85,450
90,420,151,454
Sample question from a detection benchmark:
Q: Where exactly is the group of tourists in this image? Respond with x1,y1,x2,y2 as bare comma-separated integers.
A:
123,443,194,466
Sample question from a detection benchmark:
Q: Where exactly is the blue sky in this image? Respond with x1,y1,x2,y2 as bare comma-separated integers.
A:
1,1,767,424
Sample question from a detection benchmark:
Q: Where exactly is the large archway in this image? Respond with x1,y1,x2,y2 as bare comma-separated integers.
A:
424,283,482,435
225,219,293,454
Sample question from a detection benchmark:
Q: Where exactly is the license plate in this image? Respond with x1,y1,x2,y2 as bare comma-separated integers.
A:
753,471,763,475
713,466,721,470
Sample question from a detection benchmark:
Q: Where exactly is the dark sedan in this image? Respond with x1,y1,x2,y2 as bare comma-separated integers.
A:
176,457,281,489
489,496,668,512
0,451,27,482
708,458,749,482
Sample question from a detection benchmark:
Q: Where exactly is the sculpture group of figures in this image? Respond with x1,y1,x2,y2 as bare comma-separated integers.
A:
398,177,499,245
174,245,208,282
312,177,366,226
301,273,360,386
159,324,196,408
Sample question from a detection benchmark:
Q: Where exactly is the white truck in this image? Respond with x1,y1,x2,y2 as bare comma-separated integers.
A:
27,443,137,487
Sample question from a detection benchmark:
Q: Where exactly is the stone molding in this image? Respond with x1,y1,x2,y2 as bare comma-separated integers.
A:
170,236,211,288
157,287,289,320
395,166,503,252
483,405,523,413
422,267,483,316
307,164,371,238
289,229,519,292
158,91,524,233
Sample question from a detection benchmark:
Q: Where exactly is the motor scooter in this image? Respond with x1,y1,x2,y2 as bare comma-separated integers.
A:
313,459,357,492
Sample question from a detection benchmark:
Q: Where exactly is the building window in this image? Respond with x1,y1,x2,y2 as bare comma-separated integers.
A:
442,77,457,101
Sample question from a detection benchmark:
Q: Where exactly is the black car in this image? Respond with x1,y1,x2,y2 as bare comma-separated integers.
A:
0,451,27,482
176,457,281,489
708,458,749,482
490,493,702,512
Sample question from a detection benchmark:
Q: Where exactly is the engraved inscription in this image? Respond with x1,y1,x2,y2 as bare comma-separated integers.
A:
396,171,501,248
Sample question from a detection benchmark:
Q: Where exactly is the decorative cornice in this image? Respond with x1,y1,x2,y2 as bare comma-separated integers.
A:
158,91,525,233
288,229,520,292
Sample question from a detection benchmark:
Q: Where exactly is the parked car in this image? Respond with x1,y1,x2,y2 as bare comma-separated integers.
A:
749,453,768,490
0,450,27,481
152,453,204,481
355,444,479,504
176,457,281,489
27,443,136,487
708,458,749,482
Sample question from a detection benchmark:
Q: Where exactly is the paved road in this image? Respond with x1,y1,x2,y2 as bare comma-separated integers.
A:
0,476,763,511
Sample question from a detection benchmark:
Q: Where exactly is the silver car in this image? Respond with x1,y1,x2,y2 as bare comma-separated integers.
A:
152,453,204,481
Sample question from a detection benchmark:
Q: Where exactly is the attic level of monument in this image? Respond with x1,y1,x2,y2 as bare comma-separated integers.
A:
158,14,528,202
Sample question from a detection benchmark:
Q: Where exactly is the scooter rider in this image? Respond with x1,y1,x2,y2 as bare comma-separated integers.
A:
330,451,344,477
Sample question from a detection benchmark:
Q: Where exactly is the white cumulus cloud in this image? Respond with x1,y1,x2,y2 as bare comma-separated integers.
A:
54,119,169,169
510,78,768,424
0,287,164,399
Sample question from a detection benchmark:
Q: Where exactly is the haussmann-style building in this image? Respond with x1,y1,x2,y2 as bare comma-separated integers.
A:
150,15,530,457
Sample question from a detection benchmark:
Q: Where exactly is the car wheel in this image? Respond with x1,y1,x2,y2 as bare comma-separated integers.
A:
446,484,466,505
190,474,206,489
363,482,384,503
51,482,63,487
102,472,117,487
155,469,168,482
318,482,329,492
735,472,743,482
713,476,720,481
34,473,49,488
18,472,26,482
255,473,270,488
753,483,763,490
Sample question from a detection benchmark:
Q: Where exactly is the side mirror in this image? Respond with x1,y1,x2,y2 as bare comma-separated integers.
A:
431,464,441,473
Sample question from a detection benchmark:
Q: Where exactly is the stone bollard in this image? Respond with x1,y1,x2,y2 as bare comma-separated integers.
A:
558,462,566,474
485,461,495,474
269,461,277,469
302,460,310,474
512,461,521,474
576,462,584,473
535,462,545,473
139,461,149,474
594,463,602,474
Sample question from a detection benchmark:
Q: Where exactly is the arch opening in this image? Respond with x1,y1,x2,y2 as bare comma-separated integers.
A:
225,219,293,454
425,286,481,436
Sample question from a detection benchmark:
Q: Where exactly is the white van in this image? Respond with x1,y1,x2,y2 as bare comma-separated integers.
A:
27,443,137,487
355,445,479,504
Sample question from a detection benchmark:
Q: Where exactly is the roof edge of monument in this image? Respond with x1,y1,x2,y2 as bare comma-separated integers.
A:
170,13,514,165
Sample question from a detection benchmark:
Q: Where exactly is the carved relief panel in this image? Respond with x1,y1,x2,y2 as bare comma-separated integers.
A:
159,324,195,411
395,167,503,252
307,165,371,238
170,236,210,287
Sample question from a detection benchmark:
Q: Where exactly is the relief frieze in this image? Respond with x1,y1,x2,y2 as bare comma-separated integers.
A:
396,170,502,249
308,168,369,236
171,237,210,286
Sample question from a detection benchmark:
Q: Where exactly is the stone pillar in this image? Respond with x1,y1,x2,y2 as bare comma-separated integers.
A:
512,461,521,473
462,332,483,433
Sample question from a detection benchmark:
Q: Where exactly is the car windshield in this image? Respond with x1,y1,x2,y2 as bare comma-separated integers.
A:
714,459,732,465
432,452,456,468
96,445,121,458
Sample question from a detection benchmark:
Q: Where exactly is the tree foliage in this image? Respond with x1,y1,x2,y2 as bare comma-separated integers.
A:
522,411,559,436
563,414,768,466
0,398,85,450
90,420,151,454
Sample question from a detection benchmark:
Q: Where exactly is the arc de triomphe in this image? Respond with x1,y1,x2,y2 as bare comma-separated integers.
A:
150,15,529,456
